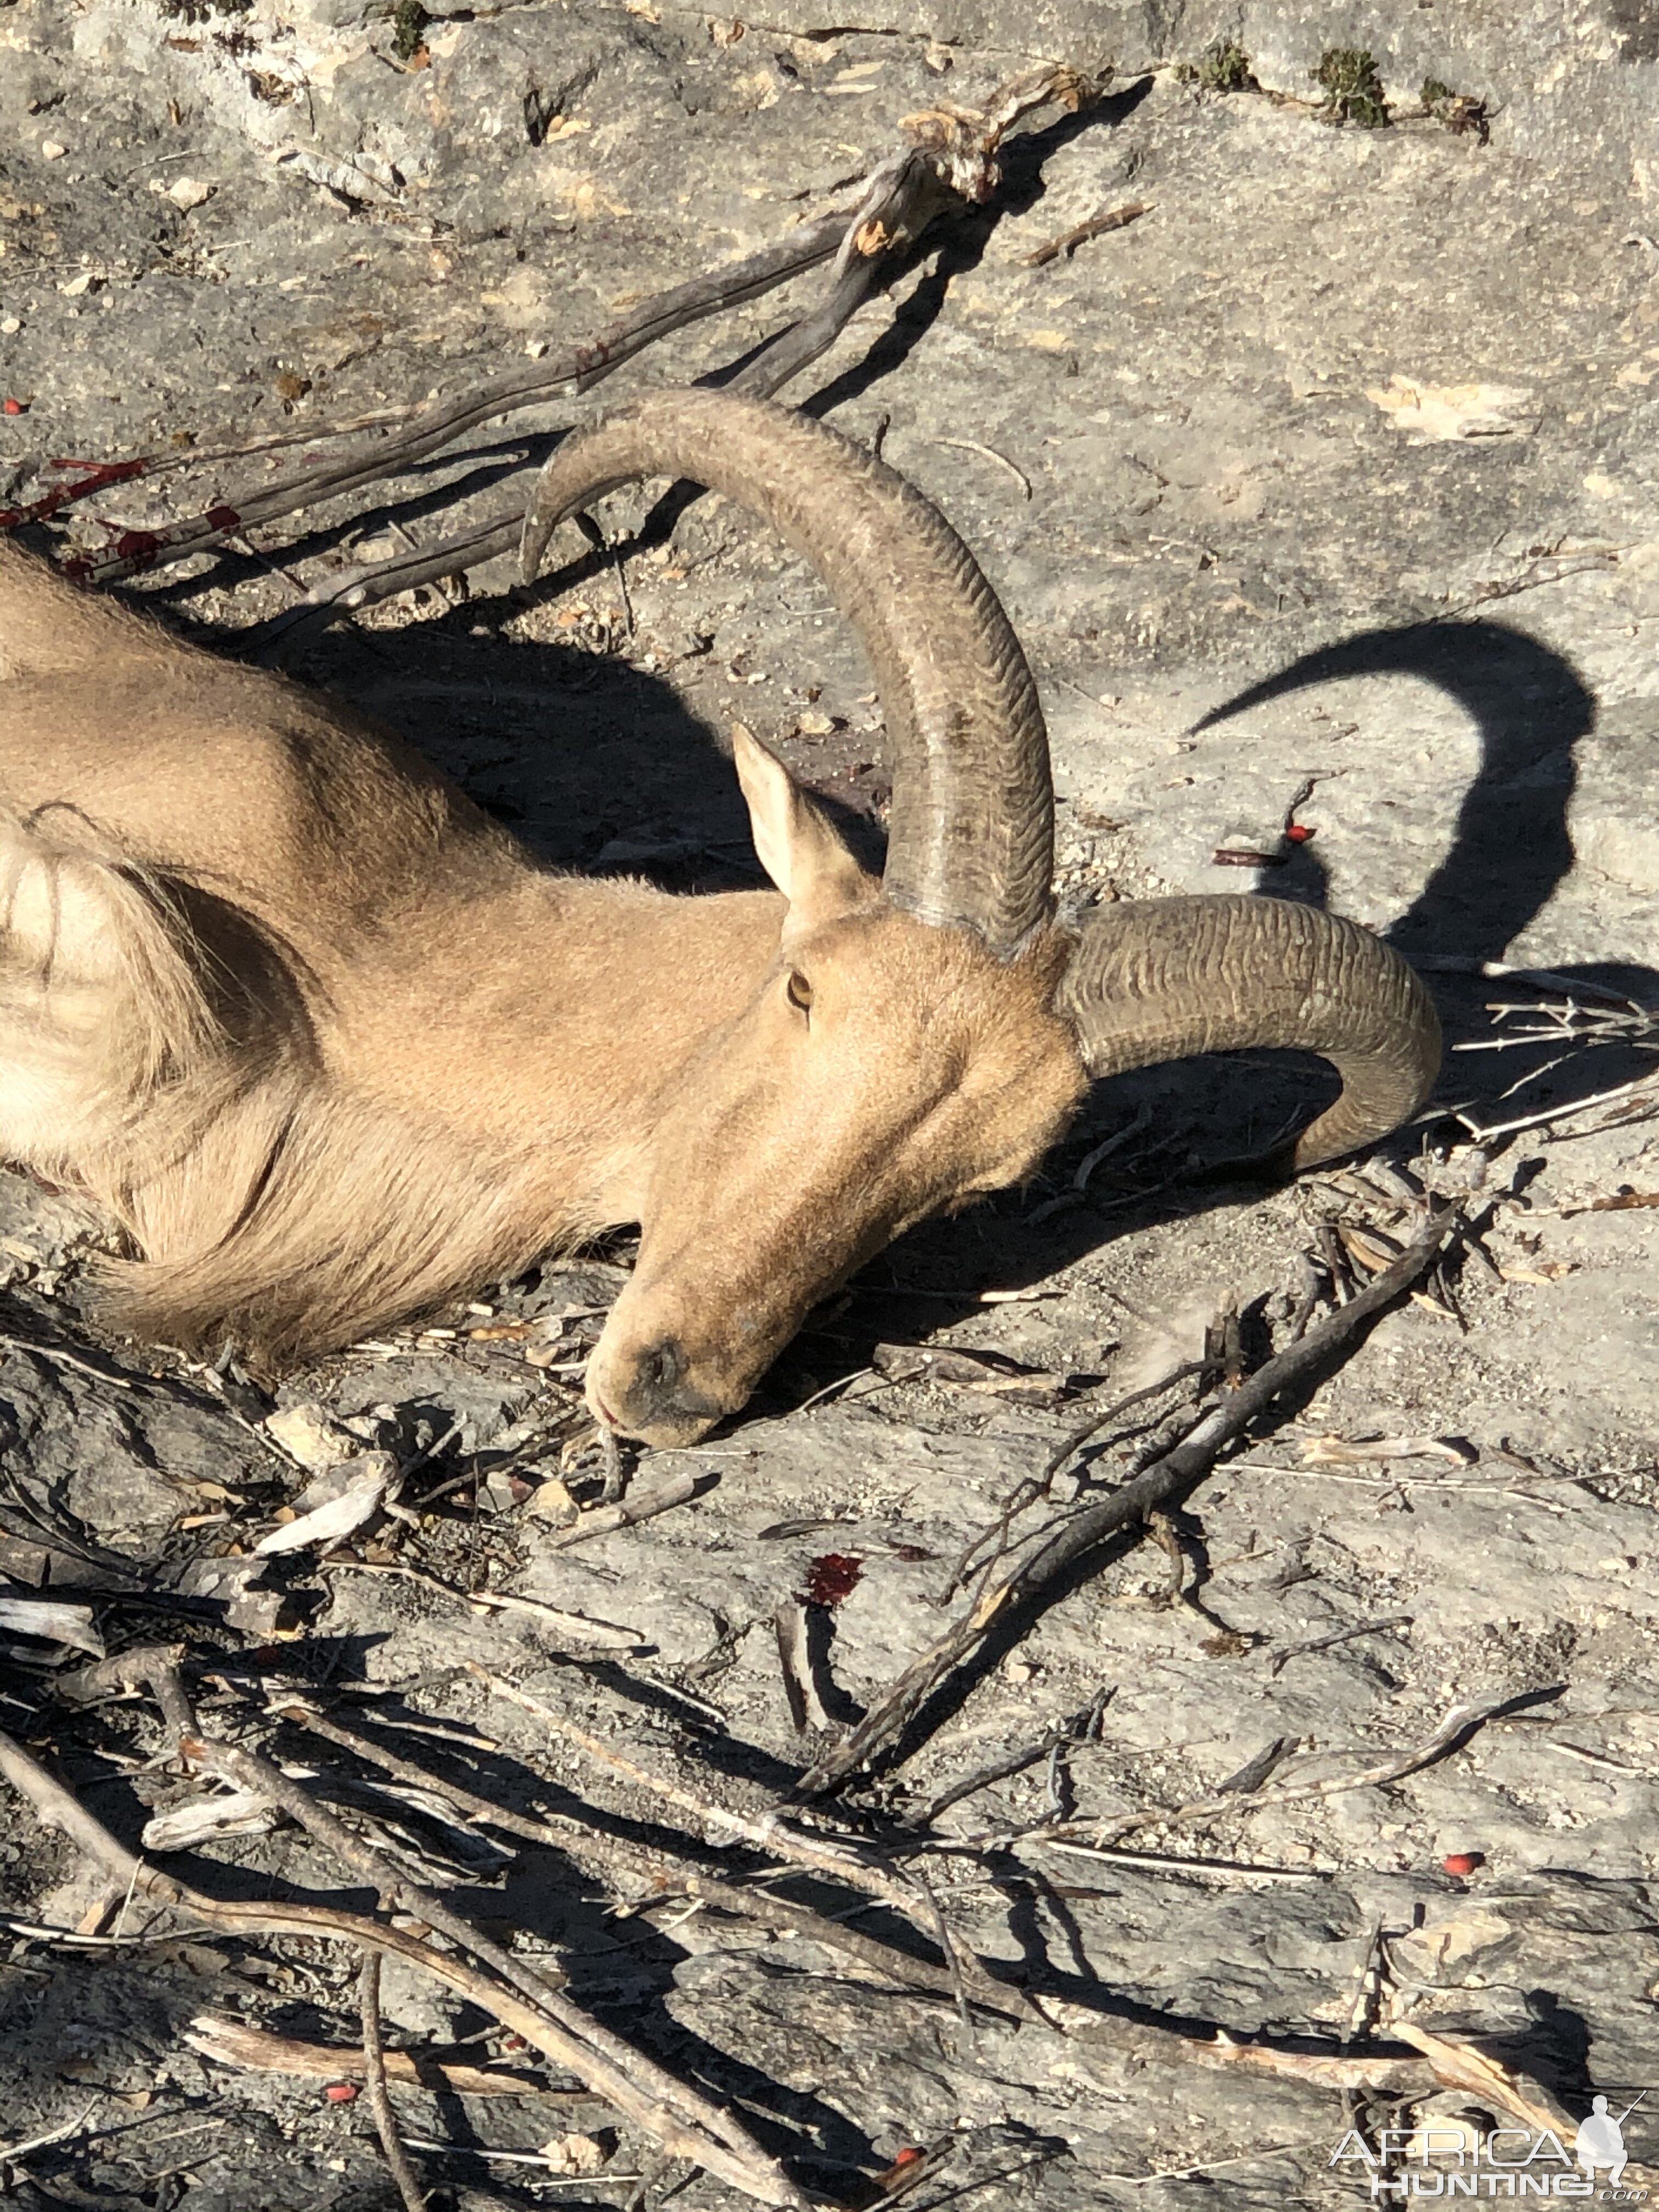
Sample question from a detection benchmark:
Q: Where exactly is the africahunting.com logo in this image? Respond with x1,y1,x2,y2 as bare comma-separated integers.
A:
1330,2095,1650,2199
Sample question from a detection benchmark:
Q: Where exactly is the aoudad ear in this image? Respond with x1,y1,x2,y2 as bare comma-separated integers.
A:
731,723,874,940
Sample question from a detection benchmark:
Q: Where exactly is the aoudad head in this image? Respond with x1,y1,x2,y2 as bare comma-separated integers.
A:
520,391,1444,1448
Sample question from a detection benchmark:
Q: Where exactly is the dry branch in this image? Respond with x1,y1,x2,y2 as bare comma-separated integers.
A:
360,1950,428,2212
449,1672,1466,2099
76,208,850,588
54,64,1101,622
797,1209,1460,1797
182,1730,778,2179
276,1697,1034,2022
182,2013,577,2097
1024,198,1152,265
4,1694,802,2205
23,1662,1542,2149
541,1468,702,1550
1008,1688,1550,1855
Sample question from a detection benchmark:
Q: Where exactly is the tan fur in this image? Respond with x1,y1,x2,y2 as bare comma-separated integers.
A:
0,540,1087,1441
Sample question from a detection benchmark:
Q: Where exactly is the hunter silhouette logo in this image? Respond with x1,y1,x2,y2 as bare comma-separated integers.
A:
1330,2090,1650,2198
1577,2098,1635,2190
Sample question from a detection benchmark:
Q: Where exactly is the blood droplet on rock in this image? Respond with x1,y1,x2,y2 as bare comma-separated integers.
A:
801,1553,862,1609
1442,1850,1484,1877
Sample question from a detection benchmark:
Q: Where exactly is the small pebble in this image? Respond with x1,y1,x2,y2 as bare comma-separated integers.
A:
40,139,66,161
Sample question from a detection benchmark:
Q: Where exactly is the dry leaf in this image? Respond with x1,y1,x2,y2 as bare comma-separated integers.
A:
1365,376,1539,442
266,1402,360,1472
1336,1223,1404,1274
542,2132,607,2175
254,1454,395,1555
1302,1434,1474,1466
174,1556,300,1639
524,1476,580,1527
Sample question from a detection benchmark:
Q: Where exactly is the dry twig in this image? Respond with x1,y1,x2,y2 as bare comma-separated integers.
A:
22,1655,804,2208
182,2012,576,2097
797,1209,1459,1797
360,1950,427,2212
542,1468,703,1550
1024,198,1152,265
1023,1686,1554,1849
51,64,1101,636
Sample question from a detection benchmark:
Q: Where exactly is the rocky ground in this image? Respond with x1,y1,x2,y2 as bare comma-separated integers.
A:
3,2,1659,2208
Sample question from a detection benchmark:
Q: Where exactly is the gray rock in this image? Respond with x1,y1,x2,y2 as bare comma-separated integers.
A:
1568,702,1659,890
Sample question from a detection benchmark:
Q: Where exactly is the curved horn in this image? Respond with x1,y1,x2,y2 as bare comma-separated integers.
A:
521,388,1053,960
1058,896,1441,1169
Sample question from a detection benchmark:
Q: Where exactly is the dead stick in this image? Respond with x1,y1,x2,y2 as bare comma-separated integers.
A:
249,151,949,647
797,1208,1460,1796
543,1468,702,1551
60,1652,785,2190
360,1950,427,2212
86,128,939,591
1024,198,1152,266
469,1663,912,1905
1066,1687,1553,1842
80,210,852,586
189,1732,769,2170
182,2012,581,2097
82,65,1094,606
281,1699,1452,2093
466,1666,1043,2030
0,1731,802,2207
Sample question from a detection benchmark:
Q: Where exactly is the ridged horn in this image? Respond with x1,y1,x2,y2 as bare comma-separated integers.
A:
521,388,1053,960
1058,895,1441,1169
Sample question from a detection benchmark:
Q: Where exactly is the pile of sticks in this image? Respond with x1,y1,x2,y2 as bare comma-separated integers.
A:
4,1183,1623,2205
6,66,1098,653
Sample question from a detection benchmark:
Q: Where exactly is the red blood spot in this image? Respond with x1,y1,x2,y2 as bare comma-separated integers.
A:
801,1553,863,1609
324,2082,358,2103
2,398,27,416
892,2148,924,2167
110,528,161,568
1442,1850,1484,1877
50,456,148,490
206,504,242,532
1284,822,1314,844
